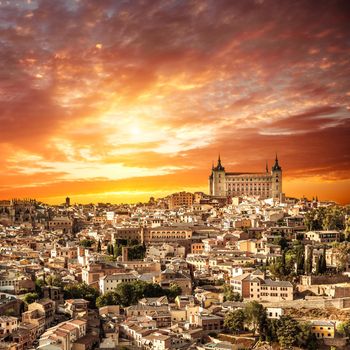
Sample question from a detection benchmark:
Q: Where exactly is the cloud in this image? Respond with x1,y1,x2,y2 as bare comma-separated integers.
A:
0,0,350,203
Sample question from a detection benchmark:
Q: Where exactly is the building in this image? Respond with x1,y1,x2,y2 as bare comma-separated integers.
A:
99,273,138,294
209,155,282,200
48,217,73,234
304,231,339,243
310,321,335,339
0,316,18,336
231,270,293,301
167,192,194,210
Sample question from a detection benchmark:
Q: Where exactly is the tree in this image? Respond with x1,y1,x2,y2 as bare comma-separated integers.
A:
319,251,327,274
332,242,350,272
35,278,45,297
315,255,320,275
128,244,146,260
244,301,266,335
338,319,350,339
276,315,300,349
23,292,39,304
96,291,120,308
46,274,63,287
115,282,139,306
79,239,94,248
295,245,305,273
97,240,102,253
280,250,287,276
224,309,245,334
305,248,313,275
273,236,288,251
113,241,122,258
223,285,242,302
297,322,318,350
63,282,100,308
167,283,182,300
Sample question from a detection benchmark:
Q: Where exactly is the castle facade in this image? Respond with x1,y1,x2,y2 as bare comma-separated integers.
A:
209,155,282,200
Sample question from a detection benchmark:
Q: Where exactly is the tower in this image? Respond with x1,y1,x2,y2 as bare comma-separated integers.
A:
209,155,226,196
271,154,282,199
65,197,70,207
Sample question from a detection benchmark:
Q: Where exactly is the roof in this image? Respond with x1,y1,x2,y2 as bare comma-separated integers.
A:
311,320,335,327
262,279,293,287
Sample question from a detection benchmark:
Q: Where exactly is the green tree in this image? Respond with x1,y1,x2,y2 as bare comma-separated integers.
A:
97,240,102,253
338,319,350,339
305,248,313,275
115,282,138,306
224,309,245,334
315,255,320,275
332,242,350,272
23,292,39,304
276,315,300,349
35,278,45,297
46,274,63,287
79,239,94,248
297,322,318,350
273,236,288,251
63,282,100,308
167,283,182,301
295,245,305,273
223,285,242,302
244,301,265,335
318,251,327,274
128,244,146,260
96,291,121,308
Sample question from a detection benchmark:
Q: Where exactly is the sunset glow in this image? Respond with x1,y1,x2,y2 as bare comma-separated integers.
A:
1,0,349,204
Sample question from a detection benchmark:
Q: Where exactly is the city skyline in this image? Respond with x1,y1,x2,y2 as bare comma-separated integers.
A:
1,0,350,204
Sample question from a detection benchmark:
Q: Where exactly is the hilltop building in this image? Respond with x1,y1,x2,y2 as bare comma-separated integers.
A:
209,155,282,200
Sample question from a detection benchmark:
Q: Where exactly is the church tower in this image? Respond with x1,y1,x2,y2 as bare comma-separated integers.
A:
271,154,282,199
209,155,226,196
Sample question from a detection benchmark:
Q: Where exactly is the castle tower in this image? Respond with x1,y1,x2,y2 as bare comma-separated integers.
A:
209,155,226,196
271,154,282,199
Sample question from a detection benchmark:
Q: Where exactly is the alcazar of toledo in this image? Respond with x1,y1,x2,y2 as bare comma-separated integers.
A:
209,155,283,200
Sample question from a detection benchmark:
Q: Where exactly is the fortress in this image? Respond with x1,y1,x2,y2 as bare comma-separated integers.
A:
209,155,282,200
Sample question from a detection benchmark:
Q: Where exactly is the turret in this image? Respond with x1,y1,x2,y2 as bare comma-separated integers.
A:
271,154,282,199
209,155,226,196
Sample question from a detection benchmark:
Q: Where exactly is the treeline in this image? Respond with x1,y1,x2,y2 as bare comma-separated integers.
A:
304,206,350,235
96,280,181,307
224,301,318,349
106,239,146,260
264,241,328,279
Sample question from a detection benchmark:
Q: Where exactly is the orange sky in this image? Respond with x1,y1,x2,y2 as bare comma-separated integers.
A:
0,0,350,205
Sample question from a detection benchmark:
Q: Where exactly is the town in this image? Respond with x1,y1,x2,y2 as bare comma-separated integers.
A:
0,184,349,349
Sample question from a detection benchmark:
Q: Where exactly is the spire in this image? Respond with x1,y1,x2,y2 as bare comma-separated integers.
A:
266,161,268,173
272,153,282,171
213,153,225,171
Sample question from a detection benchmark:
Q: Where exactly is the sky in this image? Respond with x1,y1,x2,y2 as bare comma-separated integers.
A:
0,0,350,205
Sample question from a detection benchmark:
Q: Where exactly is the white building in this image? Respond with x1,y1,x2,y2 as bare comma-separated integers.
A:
99,273,138,294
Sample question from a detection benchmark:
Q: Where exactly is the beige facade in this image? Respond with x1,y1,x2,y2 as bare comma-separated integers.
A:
304,230,339,243
143,227,193,243
167,192,194,209
99,273,137,294
209,155,282,199
0,316,18,336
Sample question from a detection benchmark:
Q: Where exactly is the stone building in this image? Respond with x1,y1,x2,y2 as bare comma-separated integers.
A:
209,155,282,200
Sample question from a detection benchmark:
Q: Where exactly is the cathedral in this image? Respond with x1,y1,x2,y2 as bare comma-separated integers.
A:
209,155,282,200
